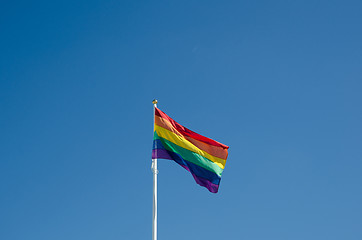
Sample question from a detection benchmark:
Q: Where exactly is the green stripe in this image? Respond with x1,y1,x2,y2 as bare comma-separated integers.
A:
154,132,223,177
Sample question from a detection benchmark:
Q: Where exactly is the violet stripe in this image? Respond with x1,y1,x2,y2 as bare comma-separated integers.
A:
153,143,221,185
153,148,220,193
152,149,173,160
192,174,220,193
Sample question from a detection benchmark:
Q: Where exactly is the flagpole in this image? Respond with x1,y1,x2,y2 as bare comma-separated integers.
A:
152,99,158,240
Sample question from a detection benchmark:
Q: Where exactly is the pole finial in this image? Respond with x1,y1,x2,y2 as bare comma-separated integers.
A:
152,99,158,105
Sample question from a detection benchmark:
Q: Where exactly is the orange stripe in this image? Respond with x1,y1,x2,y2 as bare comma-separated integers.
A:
155,107,229,149
155,115,228,160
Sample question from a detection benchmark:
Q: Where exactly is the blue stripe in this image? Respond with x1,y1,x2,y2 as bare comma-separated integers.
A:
153,139,221,185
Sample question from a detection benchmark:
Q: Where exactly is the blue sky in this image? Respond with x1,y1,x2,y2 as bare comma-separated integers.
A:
1,0,362,239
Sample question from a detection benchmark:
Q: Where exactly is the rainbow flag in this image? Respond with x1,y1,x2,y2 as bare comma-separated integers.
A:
152,107,229,193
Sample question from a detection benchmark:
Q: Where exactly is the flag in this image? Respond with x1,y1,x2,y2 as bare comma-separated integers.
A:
152,107,229,193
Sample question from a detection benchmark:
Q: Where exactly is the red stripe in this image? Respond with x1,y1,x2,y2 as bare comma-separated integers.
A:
155,107,229,149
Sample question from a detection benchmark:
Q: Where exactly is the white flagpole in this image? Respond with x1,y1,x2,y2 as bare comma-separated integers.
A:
151,99,158,240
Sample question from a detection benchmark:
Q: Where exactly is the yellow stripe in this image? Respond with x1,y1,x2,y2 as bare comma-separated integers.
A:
155,115,228,160
155,125,226,169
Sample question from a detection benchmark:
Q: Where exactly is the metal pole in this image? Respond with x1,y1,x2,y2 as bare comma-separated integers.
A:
152,99,158,240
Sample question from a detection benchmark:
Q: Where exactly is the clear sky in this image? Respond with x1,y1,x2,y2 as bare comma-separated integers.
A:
1,0,362,239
